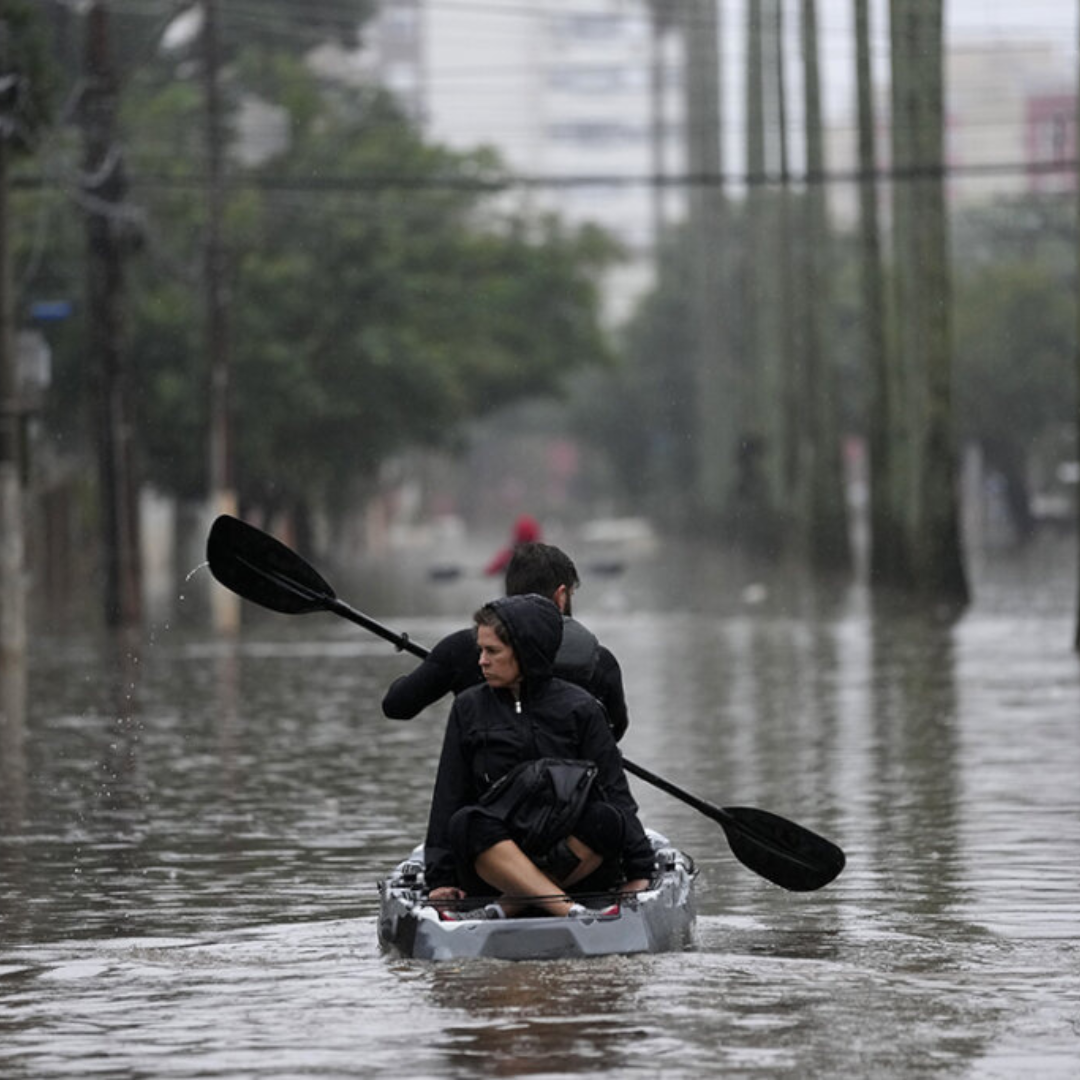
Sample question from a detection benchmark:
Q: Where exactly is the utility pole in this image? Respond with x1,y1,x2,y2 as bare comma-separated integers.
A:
1074,0,1080,652
83,1,141,628
0,16,26,663
203,0,239,632
647,2,673,245
682,0,731,528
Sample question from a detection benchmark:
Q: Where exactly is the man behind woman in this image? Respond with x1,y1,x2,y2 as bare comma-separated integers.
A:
382,541,630,741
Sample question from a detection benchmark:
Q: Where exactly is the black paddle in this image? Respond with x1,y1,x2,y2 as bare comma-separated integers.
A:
206,514,846,892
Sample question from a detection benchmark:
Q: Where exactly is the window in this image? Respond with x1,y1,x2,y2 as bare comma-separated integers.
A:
550,14,624,40
546,121,647,144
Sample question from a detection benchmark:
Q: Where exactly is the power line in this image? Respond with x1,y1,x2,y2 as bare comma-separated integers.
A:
12,155,1076,196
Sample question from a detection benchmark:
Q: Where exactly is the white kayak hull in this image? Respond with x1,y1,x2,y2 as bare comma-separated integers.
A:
377,830,697,961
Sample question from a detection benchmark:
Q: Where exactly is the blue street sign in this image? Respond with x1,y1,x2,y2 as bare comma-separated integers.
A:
29,300,73,322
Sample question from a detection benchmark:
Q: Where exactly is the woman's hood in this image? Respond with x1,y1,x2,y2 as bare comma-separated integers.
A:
487,594,563,684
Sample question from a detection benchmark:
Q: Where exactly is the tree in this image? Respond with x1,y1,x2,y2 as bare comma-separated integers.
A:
800,0,851,572
1075,2,1080,654
738,0,783,549
581,227,701,520
953,246,1076,541
81,2,143,627
681,0,732,529
889,0,968,605
2,1,59,657
115,52,619,524
854,0,902,586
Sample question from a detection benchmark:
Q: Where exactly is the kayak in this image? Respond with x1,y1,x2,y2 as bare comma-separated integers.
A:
377,829,697,961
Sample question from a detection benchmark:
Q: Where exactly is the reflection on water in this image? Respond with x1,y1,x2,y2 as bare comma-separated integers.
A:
0,651,27,838
1,536,1079,1077
425,957,649,1077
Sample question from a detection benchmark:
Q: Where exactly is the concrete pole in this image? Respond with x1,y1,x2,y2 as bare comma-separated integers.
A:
0,18,26,663
83,1,142,628
203,0,239,632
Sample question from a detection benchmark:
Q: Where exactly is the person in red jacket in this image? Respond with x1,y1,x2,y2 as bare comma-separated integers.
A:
483,513,542,576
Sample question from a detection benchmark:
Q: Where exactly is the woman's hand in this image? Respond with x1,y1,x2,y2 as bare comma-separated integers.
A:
428,886,466,901
619,878,650,894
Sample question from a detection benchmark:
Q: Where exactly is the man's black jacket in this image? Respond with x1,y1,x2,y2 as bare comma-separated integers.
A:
381,615,630,741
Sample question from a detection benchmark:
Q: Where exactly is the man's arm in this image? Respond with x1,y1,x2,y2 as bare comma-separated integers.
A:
381,628,481,719
594,646,630,742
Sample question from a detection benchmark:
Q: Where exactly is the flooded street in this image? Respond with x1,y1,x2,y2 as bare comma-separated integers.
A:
2,536,1079,1078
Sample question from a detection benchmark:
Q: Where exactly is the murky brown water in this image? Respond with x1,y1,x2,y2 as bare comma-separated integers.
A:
2,536,1078,1077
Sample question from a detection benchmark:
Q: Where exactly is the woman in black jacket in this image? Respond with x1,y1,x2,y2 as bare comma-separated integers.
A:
424,593,653,920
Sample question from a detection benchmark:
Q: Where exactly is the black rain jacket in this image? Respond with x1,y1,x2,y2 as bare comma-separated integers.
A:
423,594,653,890
381,616,630,741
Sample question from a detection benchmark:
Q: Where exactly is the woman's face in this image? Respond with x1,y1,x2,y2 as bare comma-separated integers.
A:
477,624,521,691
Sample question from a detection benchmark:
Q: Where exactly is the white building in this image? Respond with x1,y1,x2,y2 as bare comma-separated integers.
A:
355,0,687,324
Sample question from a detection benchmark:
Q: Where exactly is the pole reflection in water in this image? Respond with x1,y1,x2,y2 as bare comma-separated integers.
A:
0,649,27,833
0,537,1078,1078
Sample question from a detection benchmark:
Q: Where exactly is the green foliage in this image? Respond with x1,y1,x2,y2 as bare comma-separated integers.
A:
216,1,374,55
9,15,619,521
2,0,59,154
951,196,1077,535
109,49,618,513
605,190,1077,545
954,260,1075,440
580,228,699,515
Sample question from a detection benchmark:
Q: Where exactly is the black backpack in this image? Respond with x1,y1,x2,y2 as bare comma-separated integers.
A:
478,758,598,856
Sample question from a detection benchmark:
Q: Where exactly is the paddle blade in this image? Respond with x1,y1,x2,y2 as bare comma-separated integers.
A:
719,806,846,892
206,515,336,615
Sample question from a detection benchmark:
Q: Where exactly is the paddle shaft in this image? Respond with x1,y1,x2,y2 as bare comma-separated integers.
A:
622,758,734,826
327,596,428,660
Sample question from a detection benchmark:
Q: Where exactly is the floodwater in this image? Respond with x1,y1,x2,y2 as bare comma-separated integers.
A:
1,535,1079,1079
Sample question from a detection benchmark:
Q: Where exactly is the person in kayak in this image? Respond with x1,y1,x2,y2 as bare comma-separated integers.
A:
424,594,653,920
381,542,630,741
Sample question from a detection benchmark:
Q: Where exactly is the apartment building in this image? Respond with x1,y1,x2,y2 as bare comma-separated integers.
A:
826,37,1076,224
356,0,686,323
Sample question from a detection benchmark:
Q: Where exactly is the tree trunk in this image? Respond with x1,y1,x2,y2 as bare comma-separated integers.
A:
732,0,783,552
682,0,731,527
83,2,142,628
801,0,851,571
0,97,26,662
888,0,923,587
775,0,801,509
203,0,239,631
1074,0,1080,652
910,0,968,603
855,0,902,585
889,0,968,605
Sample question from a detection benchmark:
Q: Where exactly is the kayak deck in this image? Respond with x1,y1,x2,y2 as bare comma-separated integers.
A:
377,830,697,961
